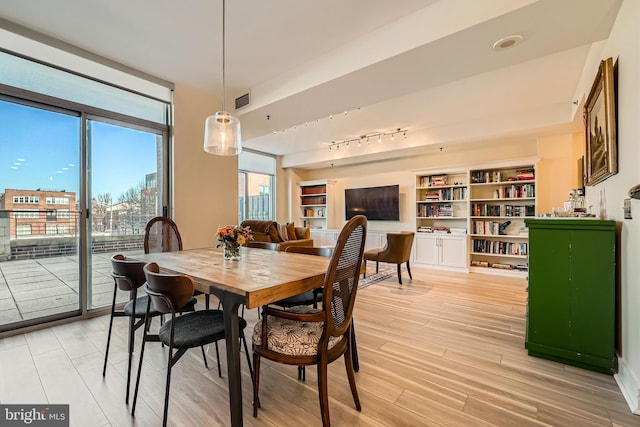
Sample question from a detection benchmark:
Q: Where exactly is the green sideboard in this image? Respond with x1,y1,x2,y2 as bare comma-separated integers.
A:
524,218,616,374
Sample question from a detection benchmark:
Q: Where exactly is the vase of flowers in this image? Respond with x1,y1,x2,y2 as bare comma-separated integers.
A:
216,225,253,261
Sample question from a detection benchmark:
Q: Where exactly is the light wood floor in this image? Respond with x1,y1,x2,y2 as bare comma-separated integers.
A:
0,267,637,427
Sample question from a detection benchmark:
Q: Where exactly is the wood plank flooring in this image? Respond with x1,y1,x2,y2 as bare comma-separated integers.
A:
0,266,637,426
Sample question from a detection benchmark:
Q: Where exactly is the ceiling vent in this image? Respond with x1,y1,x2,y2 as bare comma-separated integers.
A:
235,92,250,110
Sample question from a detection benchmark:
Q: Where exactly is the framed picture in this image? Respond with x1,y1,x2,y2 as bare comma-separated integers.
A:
584,57,617,186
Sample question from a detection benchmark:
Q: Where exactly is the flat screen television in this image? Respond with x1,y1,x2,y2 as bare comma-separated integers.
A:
345,184,400,221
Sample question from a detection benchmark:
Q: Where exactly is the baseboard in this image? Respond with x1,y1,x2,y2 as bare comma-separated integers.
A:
615,357,640,415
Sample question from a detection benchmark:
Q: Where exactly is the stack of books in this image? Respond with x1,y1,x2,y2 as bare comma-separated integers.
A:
516,169,535,180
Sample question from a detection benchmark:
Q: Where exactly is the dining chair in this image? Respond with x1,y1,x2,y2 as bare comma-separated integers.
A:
144,216,210,309
252,215,367,426
246,241,280,250
131,262,253,427
363,231,415,284
102,254,197,403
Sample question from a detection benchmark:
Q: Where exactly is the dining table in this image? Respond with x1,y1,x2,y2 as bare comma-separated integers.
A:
135,246,330,427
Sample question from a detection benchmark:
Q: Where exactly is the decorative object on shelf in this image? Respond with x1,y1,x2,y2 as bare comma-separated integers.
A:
216,225,252,261
499,220,511,235
585,57,617,186
203,0,242,156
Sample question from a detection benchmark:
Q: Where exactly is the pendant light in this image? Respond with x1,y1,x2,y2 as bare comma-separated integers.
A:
204,0,241,155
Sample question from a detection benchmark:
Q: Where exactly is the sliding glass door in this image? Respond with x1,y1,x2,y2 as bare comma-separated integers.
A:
0,98,81,327
87,119,166,309
0,99,168,331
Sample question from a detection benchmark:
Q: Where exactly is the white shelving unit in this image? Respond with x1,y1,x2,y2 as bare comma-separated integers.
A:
413,161,537,276
414,170,468,271
468,164,535,277
298,179,336,230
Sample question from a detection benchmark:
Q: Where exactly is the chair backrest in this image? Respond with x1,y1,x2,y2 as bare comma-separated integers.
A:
143,262,195,314
285,245,333,258
384,232,415,263
111,254,147,291
144,216,183,254
246,241,279,251
321,215,367,339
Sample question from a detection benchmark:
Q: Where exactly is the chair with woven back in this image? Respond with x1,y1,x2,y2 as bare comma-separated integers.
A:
363,231,415,284
252,215,367,426
131,262,253,427
144,216,210,309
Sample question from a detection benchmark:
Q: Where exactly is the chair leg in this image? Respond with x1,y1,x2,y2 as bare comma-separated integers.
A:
205,294,210,310
363,260,367,278
344,333,362,411
406,261,412,280
125,305,136,403
102,284,118,377
215,341,222,377
252,352,261,417
132,315,152,416
397,264,403,285
201,346,209,369
297,365,306,381
375,260,379,274
351,321,359,372
317,358,331,427
161,344,174,427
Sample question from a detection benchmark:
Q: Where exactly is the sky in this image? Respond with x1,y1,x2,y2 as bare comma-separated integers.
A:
0,99,158,201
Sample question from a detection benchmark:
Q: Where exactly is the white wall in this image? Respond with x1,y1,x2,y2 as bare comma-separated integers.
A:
172,84,239,249
580,0,640,413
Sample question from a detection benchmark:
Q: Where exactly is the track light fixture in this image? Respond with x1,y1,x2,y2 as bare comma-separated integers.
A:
327,128,407,152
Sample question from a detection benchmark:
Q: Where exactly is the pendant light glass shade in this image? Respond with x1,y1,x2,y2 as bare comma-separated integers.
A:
203,0,241,156
204,111,241,155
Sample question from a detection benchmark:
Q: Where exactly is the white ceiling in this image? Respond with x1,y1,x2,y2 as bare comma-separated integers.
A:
0,0,622,169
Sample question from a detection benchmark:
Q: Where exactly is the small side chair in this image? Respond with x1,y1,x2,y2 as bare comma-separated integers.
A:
363,231,415,284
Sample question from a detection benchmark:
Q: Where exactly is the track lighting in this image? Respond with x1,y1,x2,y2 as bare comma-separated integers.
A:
327,128,408,152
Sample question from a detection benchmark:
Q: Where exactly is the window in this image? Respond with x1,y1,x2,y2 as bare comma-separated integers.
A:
46,210,57,221
57,209,70,218
238,151,276,223
14,210,39,219
46,197,70,204
16,224,32,235
13,196,39,204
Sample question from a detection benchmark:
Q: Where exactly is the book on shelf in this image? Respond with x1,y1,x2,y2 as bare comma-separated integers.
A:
433,226,450,234
516,169,535,180
449,227,467,234
470,260,489,267
491,263,514,270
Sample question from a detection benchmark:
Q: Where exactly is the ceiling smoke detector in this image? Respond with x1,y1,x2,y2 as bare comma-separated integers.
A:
492,34,524,51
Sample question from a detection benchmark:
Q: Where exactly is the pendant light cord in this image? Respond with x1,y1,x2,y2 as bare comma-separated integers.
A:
221,0,226,112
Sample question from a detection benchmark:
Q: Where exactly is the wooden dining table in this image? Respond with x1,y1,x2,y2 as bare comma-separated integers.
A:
135,246,330,427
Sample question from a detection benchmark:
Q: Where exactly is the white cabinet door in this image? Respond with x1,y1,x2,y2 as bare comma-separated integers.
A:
365,231,384,251
414,234,439,266
310,229,325,247
440,235,467,268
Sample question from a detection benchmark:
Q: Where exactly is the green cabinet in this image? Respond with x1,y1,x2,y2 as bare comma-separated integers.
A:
525,218,616,374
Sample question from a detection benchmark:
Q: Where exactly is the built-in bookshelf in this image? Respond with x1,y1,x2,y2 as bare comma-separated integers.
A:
413,161,537,275
298,180,335,229
468,164,535,276
415,171,468,234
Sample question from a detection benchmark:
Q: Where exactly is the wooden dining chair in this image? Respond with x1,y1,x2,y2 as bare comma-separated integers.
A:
131,262,253,427
252,215,367,426
144,216,210,309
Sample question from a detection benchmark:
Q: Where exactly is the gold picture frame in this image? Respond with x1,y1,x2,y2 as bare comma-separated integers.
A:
584,57,617,186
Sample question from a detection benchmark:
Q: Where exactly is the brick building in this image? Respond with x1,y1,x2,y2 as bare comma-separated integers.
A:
0,189,77,237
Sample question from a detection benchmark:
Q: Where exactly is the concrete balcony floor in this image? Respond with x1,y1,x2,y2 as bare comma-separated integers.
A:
0,250,141,326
